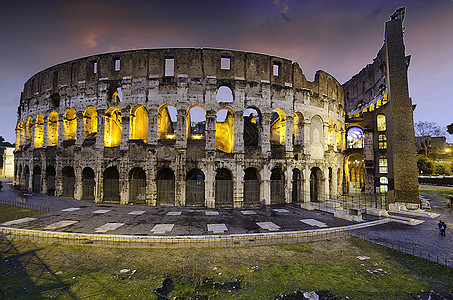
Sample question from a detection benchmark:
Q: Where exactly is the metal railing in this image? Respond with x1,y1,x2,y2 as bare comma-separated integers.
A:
0,198,50,213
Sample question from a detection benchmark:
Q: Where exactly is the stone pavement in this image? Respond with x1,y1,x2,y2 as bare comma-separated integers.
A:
1,179,452,262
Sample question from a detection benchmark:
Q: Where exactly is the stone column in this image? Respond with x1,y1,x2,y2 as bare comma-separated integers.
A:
285,166,292,204
234,162,244,208
120,113,130,150
323,167,330,201
303,120,311,155
323,122,329,151
148,111,158,145
57,113,64,147
175,150,186,206
303,166,311,203
95,110,105,149
261,112,271,154
205,162,215,208
75,111,83,146
176,109,187,149
74,167,83,200
205,111,216,151
261,164,271,205
43,116,48,148
94,164,102,203
285,115,293,153
233,110,244,153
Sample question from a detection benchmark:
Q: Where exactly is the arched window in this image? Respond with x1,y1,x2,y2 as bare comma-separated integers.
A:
187,105,206,140
347,127,363,149
271,168,285,204
293,112,304,146
103,166,120,202
158,104,177,140
380,176,388,193
25,117,33,144
378,134,387,150
63,108,77,141
129,168,146,204
244,167,260,206
157,168,175,206
244,108,260,147
216,108,234,153
130,104,149,142
377,114,386,131
270,109,286,145
369,104,375,111
104,107,122,147
47,111,59,146
215,168,233,208
82,167,95,201
34,114,44,148
379,156,388,174
83,106,97,139
216,85,233,103
186,168,205,206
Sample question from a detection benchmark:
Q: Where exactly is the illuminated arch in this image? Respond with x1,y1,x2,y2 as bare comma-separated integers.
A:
16,121,24,150
244,107,260,147
20,119,25,146
25,117,33,144
345,153,365,194
328,118,334,146
270,109,286,145
216,85,233,103
83,106,97,139
63,108,77,141
216,108,234,153
347,126,363,149
377,99,382,108
369,103,375,111
104,107,122,147
34,114,44,148
158,103,176,140
377,114,386,131
47,111,59,146
130,104,149,142
293,112,304,146
187,105,206,140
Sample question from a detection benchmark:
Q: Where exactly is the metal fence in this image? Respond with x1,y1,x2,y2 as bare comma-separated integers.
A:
352,232,453,268
0,198,50,213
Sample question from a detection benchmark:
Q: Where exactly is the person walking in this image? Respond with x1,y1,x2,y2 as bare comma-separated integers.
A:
438,220,447,237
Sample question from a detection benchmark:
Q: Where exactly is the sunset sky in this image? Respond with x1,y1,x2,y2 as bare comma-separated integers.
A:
1,0,452,143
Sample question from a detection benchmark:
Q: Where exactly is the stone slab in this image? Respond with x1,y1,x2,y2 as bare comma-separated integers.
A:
273,209,290,213
256,222,280,231
205,211,219,216
241,210,257,215
166,211,182,216
61,207,81,212
44,220,78,230
207,223,228,234
128,210,146,215
151,224,175,234
94,223,124,233
1,217,37,226
300,219,328,228
92,209,111,214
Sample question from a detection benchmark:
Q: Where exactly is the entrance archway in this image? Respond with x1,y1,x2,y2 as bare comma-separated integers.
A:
271,168,285,204
215,168,233,208
186,169,205,206
244,167,260,206
103,167,120,202
82,167,95,201
129,168,146,204
345,153,365,194
292,169,302,203
310,167,323,202
62,166,75,198
46,166,56,195
157,168,175,206
33,166,41,193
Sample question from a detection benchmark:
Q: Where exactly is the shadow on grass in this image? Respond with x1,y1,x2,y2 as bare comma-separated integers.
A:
0,235,76,299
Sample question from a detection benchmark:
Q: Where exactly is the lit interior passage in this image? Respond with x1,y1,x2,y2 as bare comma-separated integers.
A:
34,114,44,148
345,153,365,194
270,109,286,145
158,104,177,140
243,108,259,147
47,111,58,146
347,126,363,149
20,119,25,146
104,107,122,147
83,106,97,139
216,108,234,153
293,112,304,145
16,121,23,150
26,117,33,144
130,104,149,142
187,105,206,140
63,108,77,141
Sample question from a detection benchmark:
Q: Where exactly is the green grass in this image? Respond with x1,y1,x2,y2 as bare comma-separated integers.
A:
419,184,453,196
1,237,452,299
0,203,44,223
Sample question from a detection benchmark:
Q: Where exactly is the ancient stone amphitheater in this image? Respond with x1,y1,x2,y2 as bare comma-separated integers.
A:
14,48,347,207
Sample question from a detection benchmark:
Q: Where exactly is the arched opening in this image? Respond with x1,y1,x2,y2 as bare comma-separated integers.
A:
310,167,324,202
271,168,285,204
187,105,206,140
380,177,388,193
47,111,59,146
32,166,41,193
216,85,233,103
337,168,342,195
34,114,44,148
186,168,205,206
292,168,302,203
129,167,146,204
82,167,95,201
46,166,56,195
62,166,75,198
15,123,22,150
103,167,120,202
23,166,30,190
25,117,33,145
243,108,260,147
336,122,342,150
310,115,324,159
216,108,234,153
270,109,286,145
17,165,22,189
345,153,365,194
19,119,25,146
130,104,149,142
158,104,177,140
108,84,123,103
83,106,97,140
328,167,333,197
328,119,334,147
157,168,175,206
347,126,363,149
104,107,122,147
377,114,386,132
293,112,304,146
50,93,60,108
244,167,260,206
215,168,233,208
63,108,77,141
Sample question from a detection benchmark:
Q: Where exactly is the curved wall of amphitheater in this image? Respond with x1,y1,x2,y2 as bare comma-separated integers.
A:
14,48,345,208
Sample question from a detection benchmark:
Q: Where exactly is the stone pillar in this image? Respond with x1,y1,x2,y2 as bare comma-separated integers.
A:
176,109,187,149
42,161,48,194
94,164,102,203
303,120,311,155
43,116,48,148
234,162,244,208
303,166,310,203
285,166,292,204
120,113,130,150
323,122,329,151
95,110,105,149
323,168,330,201
261,112,271,154
285,115,293,153
205,111,216,151
331,165,338,198
75,111,83,146
205,162,215,208
74,168,83,200
119,173,128,205
148,111,158,145
175,150,186,206
57,113,64,147
261,164,271,205
233,110,244,153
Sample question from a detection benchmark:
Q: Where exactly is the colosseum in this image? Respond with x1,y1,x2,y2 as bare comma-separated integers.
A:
13,8,419,208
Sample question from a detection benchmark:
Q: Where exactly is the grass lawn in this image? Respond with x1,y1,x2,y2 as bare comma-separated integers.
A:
419,184,453,197
1,236,452,299
0,203,44,223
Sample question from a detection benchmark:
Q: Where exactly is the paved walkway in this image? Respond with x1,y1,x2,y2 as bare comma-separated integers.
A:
1,179,452,261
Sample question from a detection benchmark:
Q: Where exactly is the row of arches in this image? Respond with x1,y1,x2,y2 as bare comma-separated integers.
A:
16,104,345,153
15,164,332,207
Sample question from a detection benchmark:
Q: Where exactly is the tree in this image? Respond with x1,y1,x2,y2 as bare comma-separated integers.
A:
414,121,446,137
448,123,453,135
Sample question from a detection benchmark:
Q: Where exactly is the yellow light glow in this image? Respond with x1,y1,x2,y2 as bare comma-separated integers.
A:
130,104,149,142
63,108,77,141
166,134,176,139
47,111,59,146
191,134,204,140
216,109,234,153
446,148,451,153
104,107,122,147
